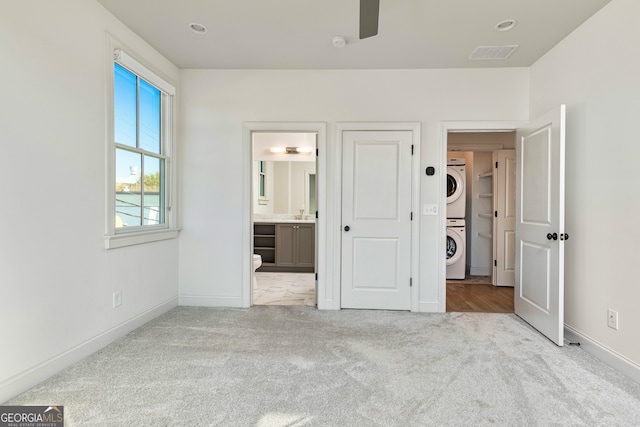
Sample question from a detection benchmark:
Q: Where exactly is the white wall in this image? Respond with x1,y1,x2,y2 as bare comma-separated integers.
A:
0,0,180,402
530,0,640,368
178,68,529,309
273,162,289,214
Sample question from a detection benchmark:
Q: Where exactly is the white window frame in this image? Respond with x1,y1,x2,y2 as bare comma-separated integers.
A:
257,161,269,205
104,38,179,249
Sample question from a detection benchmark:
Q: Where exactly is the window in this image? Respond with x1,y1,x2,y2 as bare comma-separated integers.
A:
257,160,269,205
105,47,178,249
114,63,165,228
258,161,266,198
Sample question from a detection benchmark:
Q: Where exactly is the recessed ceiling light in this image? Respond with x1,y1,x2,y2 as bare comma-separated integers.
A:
189,23,207,34
495,19,517,32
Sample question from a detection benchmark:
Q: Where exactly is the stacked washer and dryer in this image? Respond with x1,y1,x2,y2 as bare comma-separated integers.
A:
446,158,466,280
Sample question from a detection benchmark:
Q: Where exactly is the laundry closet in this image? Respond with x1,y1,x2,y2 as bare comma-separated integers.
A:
447,132,516,287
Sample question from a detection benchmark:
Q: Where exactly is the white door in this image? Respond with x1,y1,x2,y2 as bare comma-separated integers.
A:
341,130,413,310
515,105,566,346
493,149,516,287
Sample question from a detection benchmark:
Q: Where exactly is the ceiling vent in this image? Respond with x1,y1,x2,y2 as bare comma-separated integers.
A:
469,45,519,60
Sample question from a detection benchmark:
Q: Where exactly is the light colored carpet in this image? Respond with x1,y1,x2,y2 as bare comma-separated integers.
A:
7,307,640,426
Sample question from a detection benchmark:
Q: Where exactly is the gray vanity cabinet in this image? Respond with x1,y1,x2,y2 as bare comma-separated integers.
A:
276,223,315,270
254,222,315,272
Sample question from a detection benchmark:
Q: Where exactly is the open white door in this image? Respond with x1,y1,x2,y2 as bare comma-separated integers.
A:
515,105,566,346
341,130,412,310
493,149,516,287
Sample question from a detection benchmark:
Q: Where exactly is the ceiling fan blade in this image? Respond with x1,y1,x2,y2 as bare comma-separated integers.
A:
359,0,379,39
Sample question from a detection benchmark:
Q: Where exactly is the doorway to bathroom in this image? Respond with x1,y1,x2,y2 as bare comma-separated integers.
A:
251,131,318,307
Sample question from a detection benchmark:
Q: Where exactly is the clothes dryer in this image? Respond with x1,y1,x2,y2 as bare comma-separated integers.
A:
446,218,466,280
447,158,466,219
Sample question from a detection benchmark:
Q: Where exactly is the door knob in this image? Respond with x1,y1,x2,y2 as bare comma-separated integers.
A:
546,232,558,241
560,233,570,241
344,225,350,232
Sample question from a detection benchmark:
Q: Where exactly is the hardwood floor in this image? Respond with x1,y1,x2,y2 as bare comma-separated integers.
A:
446,280,514,313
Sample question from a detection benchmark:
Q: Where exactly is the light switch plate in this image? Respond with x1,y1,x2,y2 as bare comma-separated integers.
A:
423,204,438,215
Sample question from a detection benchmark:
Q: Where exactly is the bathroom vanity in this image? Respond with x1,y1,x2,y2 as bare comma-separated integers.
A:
254,221,315,272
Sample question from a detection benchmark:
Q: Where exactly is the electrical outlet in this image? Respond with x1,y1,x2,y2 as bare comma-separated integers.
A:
607,309,618,330
113,291,122,308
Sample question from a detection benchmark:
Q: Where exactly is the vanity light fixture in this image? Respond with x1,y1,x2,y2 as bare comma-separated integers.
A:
269,147,313,154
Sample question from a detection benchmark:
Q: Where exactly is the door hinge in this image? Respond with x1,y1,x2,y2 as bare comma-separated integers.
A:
494,211,498,218
494,260,497,267
410,278,413,287
411,144,414,155
316,148,319,156
315,210,318,219
495,161,498,168
410,212,413,221
315,273,318,280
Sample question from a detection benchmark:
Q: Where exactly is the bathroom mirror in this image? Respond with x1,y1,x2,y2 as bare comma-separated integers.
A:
253,161,316,216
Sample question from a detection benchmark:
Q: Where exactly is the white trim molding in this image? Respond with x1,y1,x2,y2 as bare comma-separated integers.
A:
439,120,524,313
104,33,180,249
242,122,328,309
114,49,175,96
0,297,177,404
179,295,243,308
565,325,640,385
104,227,180,249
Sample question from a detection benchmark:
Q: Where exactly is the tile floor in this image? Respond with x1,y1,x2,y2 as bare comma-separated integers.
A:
253,272,316,306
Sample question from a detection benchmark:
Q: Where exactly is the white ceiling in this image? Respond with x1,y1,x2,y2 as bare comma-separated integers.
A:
97,0,612,70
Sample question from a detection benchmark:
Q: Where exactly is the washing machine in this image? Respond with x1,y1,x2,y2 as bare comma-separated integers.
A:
446,219,466,280
447,158,466,219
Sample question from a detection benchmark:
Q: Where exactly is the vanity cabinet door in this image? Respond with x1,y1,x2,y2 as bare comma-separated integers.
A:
296,224,315,268
275,223,315,268
275,224,296,267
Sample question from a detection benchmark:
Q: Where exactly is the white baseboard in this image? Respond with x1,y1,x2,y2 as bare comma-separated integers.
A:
317,299,339,310
0,297,178,404
469,267,491,276
179,294,243,307
565,325,640,385
418,301,442,313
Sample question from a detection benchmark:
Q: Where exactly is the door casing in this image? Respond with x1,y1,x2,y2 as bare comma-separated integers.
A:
244,121,527,312
242,122,327,308
440,122,524,312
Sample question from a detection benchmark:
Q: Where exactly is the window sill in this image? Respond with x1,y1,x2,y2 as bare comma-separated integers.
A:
104,228,180,249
